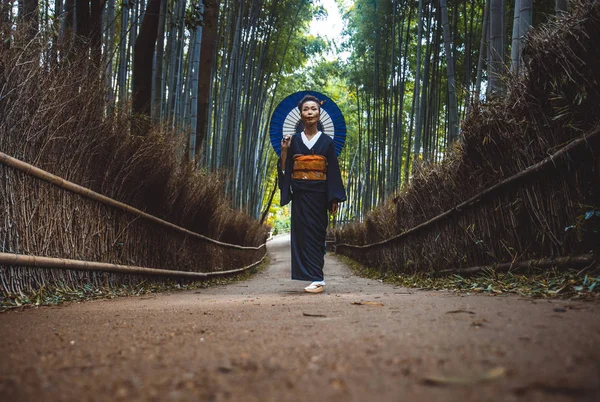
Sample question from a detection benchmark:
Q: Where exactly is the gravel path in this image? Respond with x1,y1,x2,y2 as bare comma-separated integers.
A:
1,235,599,402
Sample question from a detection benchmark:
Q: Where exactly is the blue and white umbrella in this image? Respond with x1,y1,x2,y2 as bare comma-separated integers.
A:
269,91,346,157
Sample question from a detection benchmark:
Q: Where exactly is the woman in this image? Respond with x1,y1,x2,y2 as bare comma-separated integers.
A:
278,94,346,293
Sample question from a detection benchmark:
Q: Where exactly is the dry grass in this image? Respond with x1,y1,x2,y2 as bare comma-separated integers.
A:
336,254,600,300
335,0,600,276
0,35,267,298
0,257,270,312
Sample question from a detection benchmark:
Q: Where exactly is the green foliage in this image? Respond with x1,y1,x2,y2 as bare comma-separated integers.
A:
267,205,291,235
185,1,204,29
261,0,329,77
564,206,600,246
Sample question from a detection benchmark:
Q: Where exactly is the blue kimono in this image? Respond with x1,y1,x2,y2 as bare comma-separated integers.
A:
278,133,346,282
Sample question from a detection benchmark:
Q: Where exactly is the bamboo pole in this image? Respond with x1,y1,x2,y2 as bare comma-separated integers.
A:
0,152,265,250
336,127,600,250
434,253,596,276
0,252,267,279
259,177,277,225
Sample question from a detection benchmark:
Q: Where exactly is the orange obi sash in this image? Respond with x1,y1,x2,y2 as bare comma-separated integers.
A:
292,154,327,180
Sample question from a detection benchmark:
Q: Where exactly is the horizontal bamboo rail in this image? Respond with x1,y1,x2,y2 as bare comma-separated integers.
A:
434,253,596,276
0,152,265,251
0,252,267,279
336,127,600,250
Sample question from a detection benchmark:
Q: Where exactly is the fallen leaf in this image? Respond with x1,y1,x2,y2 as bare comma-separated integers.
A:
330,378,347,390
446,309,475,315
471,319,487,327
303,312,327,317
423,366,506,386
351,301,384,307
218,366,233,374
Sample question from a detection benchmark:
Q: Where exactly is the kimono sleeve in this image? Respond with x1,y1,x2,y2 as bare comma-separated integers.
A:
277,149,294,206
326,141,347,204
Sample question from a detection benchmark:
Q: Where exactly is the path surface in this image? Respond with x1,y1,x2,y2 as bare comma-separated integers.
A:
1,235,599,402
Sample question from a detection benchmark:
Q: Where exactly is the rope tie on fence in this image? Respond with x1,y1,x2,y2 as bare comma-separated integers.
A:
0,152,265,251
336,126,600,250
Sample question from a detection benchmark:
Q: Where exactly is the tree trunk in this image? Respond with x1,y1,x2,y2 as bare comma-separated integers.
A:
396,5,412,184
170,0,186,127
463,0,475,116
519,0,532,52
181,34,195,127
128,0,140,95
1,0,11,48
20,0,39,40
488,0,505,98
105,0,115,110
511,0,531,75
420,4,432,159
151,0,167,122
61,0,75,40
165,0,185,125
195,0,221,156
89,0,103,66
475,0,490,103
117,0,129,106
412,0,425,172
189,7,204,161
132,0,162,123
510,0,521,73
75,0,90,41
439,0,459,143
164,0,176,121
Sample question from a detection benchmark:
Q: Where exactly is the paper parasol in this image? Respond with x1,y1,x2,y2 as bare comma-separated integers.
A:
269,91,346,157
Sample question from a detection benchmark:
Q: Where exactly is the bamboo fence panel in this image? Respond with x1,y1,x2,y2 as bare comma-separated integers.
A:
336,127,600,250
0,152,264,250
0,157,266,296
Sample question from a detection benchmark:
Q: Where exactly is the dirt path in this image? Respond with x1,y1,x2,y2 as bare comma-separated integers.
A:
1,235,599,402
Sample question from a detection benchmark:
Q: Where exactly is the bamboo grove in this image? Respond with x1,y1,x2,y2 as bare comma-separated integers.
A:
335,0,599,276
2,0,574,225
1,0,325,219
336,0,568,223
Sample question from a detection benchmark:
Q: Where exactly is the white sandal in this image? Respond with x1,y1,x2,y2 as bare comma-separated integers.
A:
304,284,324,293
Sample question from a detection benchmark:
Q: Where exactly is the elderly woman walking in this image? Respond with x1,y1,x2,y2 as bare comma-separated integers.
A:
278,94,346,293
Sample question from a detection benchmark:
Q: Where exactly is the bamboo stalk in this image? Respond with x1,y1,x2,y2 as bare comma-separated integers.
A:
0,152,265,250
336,127,600,250
259,177,277,225
434,253,596,276
0,252,267,279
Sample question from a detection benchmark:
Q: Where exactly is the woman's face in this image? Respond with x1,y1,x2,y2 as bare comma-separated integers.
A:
301,101,320,124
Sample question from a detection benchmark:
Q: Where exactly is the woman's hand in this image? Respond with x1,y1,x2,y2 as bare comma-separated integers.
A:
330,201,338,214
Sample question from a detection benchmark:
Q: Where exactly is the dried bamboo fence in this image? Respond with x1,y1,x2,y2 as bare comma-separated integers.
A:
334,0,600,276
336,128,599,274
0,153,267,296
0,152,266,294
0,50,270,300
